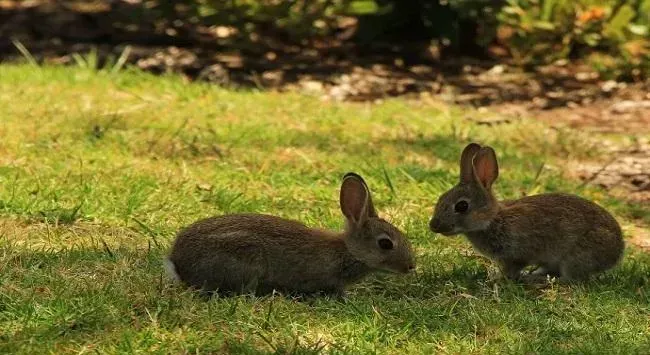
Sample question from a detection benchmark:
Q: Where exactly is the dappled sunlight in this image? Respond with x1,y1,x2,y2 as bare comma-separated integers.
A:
0,218,158,249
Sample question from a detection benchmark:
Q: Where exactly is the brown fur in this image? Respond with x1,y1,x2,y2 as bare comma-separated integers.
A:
166,173,415,295
429,143,624,281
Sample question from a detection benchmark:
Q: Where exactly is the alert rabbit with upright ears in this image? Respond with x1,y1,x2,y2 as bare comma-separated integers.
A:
165,172,415,296
429,143,624,281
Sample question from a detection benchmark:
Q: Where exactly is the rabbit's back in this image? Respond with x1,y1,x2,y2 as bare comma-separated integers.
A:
168,214,356,294
502,193,621,236
469,193,623,263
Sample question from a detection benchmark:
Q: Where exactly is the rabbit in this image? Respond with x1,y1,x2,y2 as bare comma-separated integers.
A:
165,172,415,296
429,142,624,282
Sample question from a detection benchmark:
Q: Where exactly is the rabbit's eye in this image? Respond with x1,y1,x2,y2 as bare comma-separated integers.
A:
454,200,469,213
377,238,394,250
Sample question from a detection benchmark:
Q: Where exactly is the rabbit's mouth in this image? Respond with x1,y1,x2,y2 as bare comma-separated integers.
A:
384,264,413,274
429,219,458,236
435,227,462,237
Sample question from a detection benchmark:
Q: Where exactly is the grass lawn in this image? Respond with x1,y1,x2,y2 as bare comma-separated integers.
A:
0,63,649,354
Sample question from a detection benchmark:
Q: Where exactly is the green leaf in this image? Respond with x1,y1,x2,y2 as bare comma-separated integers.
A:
640,0,650,25
541,0,557,21
583,33,602,47
502,6,524,15
533,21,556,31
628,24,649,36
604,4,636,42
347,0,380,15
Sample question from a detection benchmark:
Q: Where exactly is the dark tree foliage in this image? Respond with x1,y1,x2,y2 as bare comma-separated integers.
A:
353,1,502,57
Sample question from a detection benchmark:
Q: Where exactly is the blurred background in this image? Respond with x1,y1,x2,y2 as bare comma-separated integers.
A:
1,0,649,203
1,1,649,92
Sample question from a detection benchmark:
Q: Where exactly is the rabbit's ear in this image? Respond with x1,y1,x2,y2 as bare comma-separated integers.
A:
472,147,499,190
340,173,376,226
460,143,482,184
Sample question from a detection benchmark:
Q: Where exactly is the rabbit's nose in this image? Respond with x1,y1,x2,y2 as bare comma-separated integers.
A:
429,218,440,232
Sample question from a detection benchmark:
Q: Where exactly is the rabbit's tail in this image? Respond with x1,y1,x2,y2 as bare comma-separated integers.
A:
163,257,180,281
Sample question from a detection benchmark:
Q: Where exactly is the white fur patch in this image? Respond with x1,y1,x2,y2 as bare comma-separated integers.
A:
163,258,180,281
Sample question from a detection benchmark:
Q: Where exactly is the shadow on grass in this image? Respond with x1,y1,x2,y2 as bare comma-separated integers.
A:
362,249,650,305
1,232,648,307
2,242,650,355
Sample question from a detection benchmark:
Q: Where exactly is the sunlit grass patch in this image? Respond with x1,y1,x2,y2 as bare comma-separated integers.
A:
0,64,649,354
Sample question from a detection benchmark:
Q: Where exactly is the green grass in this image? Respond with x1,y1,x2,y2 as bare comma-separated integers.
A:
0,63,649,354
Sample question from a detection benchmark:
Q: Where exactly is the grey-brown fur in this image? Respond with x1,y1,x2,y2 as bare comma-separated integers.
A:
429,143,624,281
167,173,415,295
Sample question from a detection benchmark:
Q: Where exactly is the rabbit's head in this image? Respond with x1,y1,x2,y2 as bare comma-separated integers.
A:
429,143,500,236
340,173,415,274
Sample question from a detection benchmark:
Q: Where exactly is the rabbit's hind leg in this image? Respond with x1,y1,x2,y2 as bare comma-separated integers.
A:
187,254,265,294
521,264,561,284
530,264,560,277
558,256,598,282
222,255,266,294
559,230,622,282
498,259,527,280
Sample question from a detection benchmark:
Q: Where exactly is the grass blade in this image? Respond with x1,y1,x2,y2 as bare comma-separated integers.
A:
11,38,38,67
